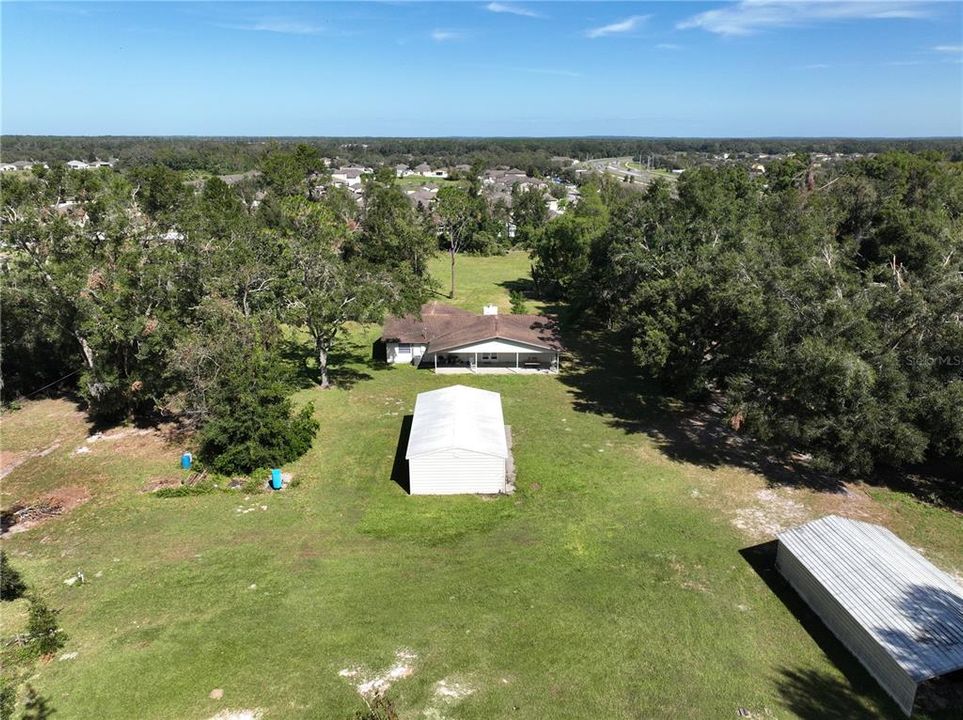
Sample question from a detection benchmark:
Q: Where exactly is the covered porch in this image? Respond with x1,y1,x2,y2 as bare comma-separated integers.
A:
427,346,560,374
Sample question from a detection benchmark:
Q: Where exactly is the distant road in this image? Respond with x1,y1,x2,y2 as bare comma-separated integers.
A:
582,156,678,186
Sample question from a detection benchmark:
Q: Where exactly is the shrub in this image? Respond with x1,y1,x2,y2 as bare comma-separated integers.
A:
25,596,66,657
509,290,527,315
352,693,399,720
20,686,54,720
196,334,319,475
200,395,318,476
0,683,14,720
0,551,27,601
153,484,217,498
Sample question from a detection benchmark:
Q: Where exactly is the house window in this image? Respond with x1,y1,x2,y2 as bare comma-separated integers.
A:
481,352,498,361
398,344,410,354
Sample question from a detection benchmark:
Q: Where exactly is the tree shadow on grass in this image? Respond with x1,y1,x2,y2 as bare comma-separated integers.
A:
278,335,374,391
390,415,413,495
559,325,963,509
559,327,848,494
739,541,906,719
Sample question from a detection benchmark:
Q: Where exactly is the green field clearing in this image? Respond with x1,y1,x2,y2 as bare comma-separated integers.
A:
1,252,960,720
425,251,542,315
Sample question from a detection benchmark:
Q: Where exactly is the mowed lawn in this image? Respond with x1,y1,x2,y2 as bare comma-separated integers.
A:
1,254,961,720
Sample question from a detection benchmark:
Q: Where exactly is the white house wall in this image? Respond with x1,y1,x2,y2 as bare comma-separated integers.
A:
386,342,428,365
409,451,506,494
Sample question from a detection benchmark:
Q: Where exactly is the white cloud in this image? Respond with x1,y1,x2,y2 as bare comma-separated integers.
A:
486,2,540,18
655,43,683,50
678,1,931,36
804,63,831,69
586,15,649,39
431,29,464,42
220,19,325,35
933,44,963,53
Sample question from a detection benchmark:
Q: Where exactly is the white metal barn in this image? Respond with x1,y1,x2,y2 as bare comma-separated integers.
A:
405,385,508,495
776,515,963,716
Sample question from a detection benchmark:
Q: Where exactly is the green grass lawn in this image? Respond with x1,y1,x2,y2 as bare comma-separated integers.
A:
1,253,960,720
426,250,543,315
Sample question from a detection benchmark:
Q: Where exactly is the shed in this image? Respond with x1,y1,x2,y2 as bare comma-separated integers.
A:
405,385,508,495
776,515,963,716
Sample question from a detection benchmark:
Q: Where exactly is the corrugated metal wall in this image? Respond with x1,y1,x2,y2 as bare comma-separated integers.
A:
409,450,506,495
776,542,918,716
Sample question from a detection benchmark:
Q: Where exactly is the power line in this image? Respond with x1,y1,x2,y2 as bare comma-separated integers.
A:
19,368,82,399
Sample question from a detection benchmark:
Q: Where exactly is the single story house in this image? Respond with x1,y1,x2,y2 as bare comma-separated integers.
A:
380,302,562,373
405,385,509,494
776,515,963,716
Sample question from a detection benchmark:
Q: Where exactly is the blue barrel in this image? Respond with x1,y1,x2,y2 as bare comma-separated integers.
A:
270,468,282,490
181,452,193,470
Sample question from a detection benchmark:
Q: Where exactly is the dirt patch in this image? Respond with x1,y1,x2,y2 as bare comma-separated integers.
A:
339,648,418,698
141,476,183,493
732,488,811,541
2,485,91,535
206,711,262,720
0,451,30,479
423,676,477,720
1,444,61,479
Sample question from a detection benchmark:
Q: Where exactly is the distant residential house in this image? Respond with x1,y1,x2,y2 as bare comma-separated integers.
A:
66,160,90,170
331,167,365,187
395,163,411,177
379,301,562,373
406,187,438,209
3,160,45,171
413,162,433,175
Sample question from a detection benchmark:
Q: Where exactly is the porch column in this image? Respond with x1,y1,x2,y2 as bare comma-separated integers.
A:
474,352,478,369
516,352,519,370
434,354,438,372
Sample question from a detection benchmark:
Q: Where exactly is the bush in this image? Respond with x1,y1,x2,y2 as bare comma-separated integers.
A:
0,551,27,601
0,683,14,720
20,686,54,720
509,290,527,315
153,484,217,498
187,321,319,475
25,596,66,657
200,386,318,476
352,693,399,720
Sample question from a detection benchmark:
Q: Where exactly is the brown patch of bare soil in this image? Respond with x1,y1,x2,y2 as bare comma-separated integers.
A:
1,485,91,535
141,476,183,493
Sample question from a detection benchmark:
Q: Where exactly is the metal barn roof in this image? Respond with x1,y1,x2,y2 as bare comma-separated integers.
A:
777,515,963,682
406,385,508,459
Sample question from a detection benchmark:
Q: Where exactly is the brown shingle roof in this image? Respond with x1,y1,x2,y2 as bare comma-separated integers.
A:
381,303,562,353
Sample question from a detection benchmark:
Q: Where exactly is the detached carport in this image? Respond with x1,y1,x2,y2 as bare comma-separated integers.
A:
776,515,963,716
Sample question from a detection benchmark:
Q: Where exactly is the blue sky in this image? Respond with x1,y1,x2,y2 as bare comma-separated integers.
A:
2,1,961,136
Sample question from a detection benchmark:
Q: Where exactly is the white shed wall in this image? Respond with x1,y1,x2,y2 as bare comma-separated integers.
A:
776,541,918,716
409,450,506,495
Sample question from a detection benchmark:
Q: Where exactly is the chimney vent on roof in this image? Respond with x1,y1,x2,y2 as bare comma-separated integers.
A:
483,304,498,315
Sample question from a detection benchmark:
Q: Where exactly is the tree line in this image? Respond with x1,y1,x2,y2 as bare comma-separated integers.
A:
527,152,963,479
3,135,961,175
1,146,437,474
